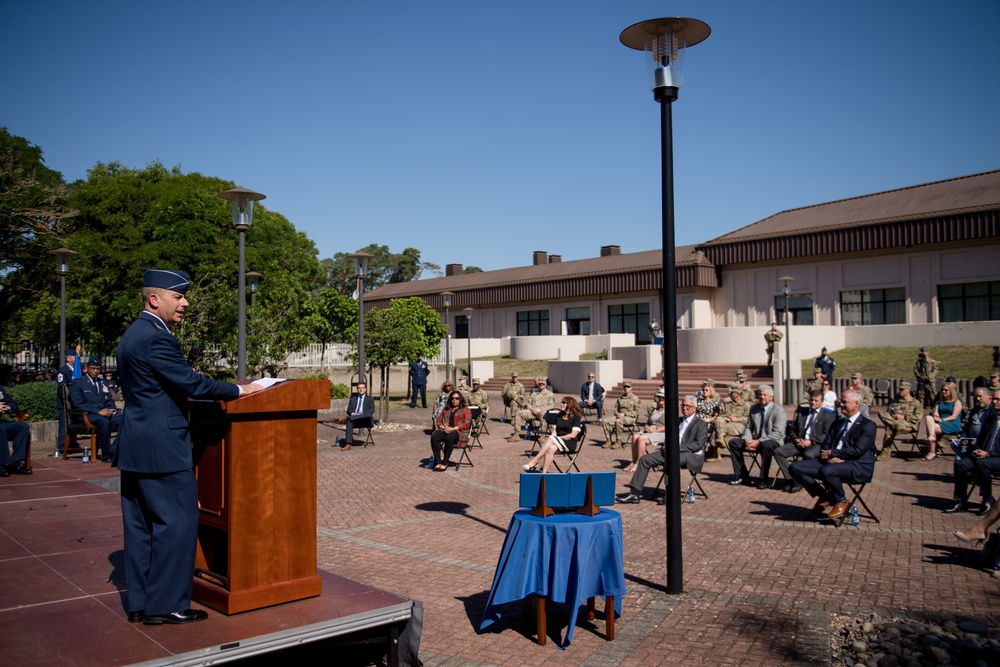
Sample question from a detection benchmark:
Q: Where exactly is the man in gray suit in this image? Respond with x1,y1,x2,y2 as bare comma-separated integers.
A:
728,385,788,487
616,395,708,504
764,390,834,493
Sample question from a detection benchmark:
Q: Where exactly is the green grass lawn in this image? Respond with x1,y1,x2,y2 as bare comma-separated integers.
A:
800,345,995,380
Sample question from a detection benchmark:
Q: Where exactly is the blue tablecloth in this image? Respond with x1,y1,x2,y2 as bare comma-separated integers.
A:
479,509,626,647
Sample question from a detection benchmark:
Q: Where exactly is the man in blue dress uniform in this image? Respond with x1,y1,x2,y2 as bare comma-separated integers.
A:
116,269,262,625
70,357,123,462
408,354,429,408
52,349,77,457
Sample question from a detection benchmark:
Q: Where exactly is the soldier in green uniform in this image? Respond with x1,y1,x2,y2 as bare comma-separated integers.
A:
988,370,999,393
602,382,641,449
804,368,825,404
876,380,922,460
914,347,940,409
850,372,874,410
507,378,555,442
712,383,750,461
501,373,525,422
737,372,754,404
764,322,783,366
467,378,489,416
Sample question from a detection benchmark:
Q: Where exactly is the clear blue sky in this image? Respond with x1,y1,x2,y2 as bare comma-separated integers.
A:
4,1,998,274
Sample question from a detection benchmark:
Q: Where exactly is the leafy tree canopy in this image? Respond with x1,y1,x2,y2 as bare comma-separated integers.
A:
320,244,440,294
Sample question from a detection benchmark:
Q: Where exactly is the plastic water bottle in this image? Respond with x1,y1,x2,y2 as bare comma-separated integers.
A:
82,447,90,465
687,486,695,505
850,505,859,527
333,436,340,448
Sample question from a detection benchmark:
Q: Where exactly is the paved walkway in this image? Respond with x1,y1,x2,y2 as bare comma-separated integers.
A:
36,398,998,666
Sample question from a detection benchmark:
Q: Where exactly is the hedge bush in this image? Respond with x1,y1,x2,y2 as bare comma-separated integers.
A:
298,374,345,399
5,382,59,422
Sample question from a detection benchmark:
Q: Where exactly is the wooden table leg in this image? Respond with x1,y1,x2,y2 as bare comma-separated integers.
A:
587,597,596,620
536,595,546,645
604,596,615,641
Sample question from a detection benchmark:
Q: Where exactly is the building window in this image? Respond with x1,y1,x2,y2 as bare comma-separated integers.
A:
456,315,469,339
840,288,906,325
775,294,814,326
565,307,591,335
517,310,549,336
939,281,1000,322
608,303,651,343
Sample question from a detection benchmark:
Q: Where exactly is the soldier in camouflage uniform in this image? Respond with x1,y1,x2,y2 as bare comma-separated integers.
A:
850,372,874,412
467,378,489,416
507,378,555,442
876,380,922,460
737,372,754,404
456,376,472,404
501,373,525,421
711,383,750,461
914,347,940,409
602,382,641,449
988,370,999,393
764,322,783,366
804,368,825,404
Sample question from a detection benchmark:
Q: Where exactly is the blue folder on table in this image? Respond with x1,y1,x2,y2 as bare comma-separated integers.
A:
518,471,616,509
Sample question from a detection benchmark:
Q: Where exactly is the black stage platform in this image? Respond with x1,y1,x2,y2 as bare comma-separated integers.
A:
0,464,414,666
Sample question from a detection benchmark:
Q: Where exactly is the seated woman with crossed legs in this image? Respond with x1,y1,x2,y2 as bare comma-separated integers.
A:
429,391,472,471
922,381,963,461
523,397,583,474
625,390,666,472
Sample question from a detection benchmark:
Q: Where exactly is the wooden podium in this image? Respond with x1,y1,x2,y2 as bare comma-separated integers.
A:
189,379,330,614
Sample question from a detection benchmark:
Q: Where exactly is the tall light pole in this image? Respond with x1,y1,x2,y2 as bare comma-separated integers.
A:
779,276,795,402
621,16,710,595
218,187,266,380
441,291,454,385
463,307,474,381
349,251,374,386
49,248,78,361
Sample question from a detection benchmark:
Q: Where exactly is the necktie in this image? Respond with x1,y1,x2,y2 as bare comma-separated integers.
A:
588,383,594,400
804,410,816,439
835,418,851,450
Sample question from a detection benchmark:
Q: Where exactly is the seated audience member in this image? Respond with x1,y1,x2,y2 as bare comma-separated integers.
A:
341,381,375,450
804,368,825,404
430,391,472,471
945,389,1000,516
467,378,490,418
712,383,750,460
696,379,720,432
728,385,787,487
962,387,992,441
507,378,555,442
0,386,31,476
523,397,583,474
616,395,707,504
103,371,122,402
764,390,834,493
456,376,472,403
501,373,525,416
875,380,922,460
580,373,605,421
602,382,641,449
989,370,1000,393
625,390,667,472
789,389,877,520
432,381,454,423
70,357,123,462
922,380,963,461
850,372,874,413
821,379,837,413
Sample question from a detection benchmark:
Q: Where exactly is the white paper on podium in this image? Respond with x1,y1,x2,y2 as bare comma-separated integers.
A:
253,378,288,389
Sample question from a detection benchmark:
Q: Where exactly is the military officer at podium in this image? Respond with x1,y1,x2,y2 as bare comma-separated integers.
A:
116,269,262,625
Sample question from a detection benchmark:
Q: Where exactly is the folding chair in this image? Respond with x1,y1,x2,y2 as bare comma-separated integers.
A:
453,420,476,469
349,416,376,448
551,423,587,473
833,481,879,527
654,467,708,501
468,406,485,449
525,410,561,457
61,385,98,462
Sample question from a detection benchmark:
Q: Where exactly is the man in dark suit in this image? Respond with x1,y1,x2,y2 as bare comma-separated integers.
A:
616,395,708,504
946,389,1000,516
52,349,77,457
728,384,788,487
580,373,605,421
116,269,263,625
70,357,123,462
790,388,877,520
341,381,375,450
764,390,834,493
0,386,31,476
408,354,429,408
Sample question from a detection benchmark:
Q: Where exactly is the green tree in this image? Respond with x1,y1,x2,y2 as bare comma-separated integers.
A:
303,289,358,366
463,266,483,274
320,244,439,294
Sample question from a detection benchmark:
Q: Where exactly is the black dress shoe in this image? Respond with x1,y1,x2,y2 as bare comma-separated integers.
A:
729,477,749,486
615,494,640,504
943,501,967,514
785,483,803,494
7,462,32,475
127,610,145,623
756,479,771,490
0,467,8,478
976,498,995,517
143,609,209,625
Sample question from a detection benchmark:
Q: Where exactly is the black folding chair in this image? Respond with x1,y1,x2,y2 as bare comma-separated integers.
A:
551,423,588,473
833,481,880,527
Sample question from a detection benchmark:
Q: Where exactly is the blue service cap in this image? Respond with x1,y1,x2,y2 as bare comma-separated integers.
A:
65,349,77,357
86,357,101,367
143,268,190,293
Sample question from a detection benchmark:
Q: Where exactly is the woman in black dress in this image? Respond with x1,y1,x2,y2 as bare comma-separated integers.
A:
523,397,583,473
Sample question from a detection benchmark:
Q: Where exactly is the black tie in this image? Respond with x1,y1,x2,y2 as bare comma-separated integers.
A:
803,410,815,437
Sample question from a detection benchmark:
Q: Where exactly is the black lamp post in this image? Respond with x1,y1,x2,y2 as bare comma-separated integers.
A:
463,308,474,381
49,248,78,361
246,271,263,308
218,187,266,380
779,276,795,402
621,16,710,595
441,291,454,385
349,251,374,386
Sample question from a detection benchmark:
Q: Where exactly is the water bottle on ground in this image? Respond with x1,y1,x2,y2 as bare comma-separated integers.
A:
82,448,90,465
687,485,695,505
850,505,859,527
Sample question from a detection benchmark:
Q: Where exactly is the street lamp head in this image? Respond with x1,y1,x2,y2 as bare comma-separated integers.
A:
349,251,375,278
620,17,710,101
463,307,474,318
49,247,78,276
441,291,454,308
779,275,795,295
218,187,266,230
246,271,263,294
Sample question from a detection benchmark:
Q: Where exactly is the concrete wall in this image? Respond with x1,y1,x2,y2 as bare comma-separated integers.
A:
612,345,662,380
508,333,635,360
546,360,624,397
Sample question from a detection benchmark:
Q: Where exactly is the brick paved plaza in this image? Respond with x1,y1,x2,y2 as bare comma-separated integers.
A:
315,399,999,666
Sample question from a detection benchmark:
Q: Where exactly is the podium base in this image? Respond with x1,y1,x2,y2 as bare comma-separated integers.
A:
193,574,323,614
